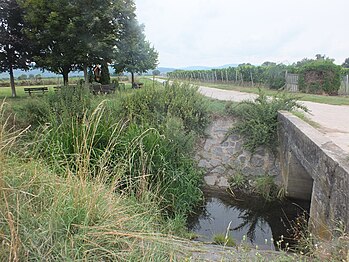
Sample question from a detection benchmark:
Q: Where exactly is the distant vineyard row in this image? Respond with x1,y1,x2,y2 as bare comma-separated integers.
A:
168,58,349,93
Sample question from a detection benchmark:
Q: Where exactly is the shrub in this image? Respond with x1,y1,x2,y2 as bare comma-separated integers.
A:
298,60,341,95
226,90,306,152
100,61,111,85
119,82,209,135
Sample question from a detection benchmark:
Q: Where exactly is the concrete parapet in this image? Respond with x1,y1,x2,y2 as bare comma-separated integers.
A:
278,111,349,239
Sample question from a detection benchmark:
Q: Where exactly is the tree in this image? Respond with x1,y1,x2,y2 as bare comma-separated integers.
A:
0,0,32,97
342,58,349,68
113,19,158,84
100,62,110,85
152,69,160,76
21,0,135,85
261,61,276,67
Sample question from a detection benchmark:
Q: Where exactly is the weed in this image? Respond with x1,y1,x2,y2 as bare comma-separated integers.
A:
253,174,279,202
225,90,307,152
213,233,236,247
229,173,247,188
292,111,321,128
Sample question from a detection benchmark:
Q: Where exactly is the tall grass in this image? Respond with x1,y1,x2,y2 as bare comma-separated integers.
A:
0,98,188,261
0,157,187,260
24,83,207,216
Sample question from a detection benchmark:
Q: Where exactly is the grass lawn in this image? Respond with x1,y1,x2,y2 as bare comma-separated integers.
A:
180,80,349,106
0,85,57,98
0,82,133,103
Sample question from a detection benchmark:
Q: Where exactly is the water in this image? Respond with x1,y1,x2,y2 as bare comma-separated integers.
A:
187,187,310,250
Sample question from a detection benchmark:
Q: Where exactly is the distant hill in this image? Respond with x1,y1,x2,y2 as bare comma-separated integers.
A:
0,68,83,79
0,64,241,79
217,63,239,68
179,64,239,71
179,66,212,71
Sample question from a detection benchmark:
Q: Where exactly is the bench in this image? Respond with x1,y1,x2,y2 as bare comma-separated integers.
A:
90,84,116,95
24,87,48,96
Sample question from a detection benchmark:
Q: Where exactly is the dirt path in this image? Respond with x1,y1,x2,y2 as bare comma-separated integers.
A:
198,85,349,154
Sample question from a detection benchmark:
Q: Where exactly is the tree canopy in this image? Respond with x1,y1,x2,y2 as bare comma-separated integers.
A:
0,0,32,97
113,19,158,84
21,0,137,85
342,58,349,68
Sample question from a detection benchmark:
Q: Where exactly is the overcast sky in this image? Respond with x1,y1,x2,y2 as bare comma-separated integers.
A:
134,0,349,68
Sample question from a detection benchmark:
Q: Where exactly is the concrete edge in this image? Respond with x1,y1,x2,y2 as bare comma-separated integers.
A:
278,111,349,172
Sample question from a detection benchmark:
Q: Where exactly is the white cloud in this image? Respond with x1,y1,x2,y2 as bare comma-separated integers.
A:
135,0,349,67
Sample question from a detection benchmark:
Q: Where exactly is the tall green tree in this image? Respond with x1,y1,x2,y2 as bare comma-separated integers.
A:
100,62,110,85
21,0,135,85
342,58,349,68
113,19,158,84
0,0,32,97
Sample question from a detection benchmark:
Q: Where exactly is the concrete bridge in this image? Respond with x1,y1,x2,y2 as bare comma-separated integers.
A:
278,111,349,239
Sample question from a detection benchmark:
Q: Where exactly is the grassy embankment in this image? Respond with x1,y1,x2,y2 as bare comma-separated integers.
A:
0,80,210,260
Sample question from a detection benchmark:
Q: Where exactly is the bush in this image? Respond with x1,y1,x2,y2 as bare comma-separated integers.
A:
119,82,209,135
226,90,306,152
30,85,206,216
298,60,341,95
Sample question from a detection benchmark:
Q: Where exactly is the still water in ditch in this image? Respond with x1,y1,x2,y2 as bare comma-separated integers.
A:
187,187,310,250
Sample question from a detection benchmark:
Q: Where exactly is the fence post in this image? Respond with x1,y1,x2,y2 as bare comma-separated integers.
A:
346,75,349,94
250,71,254,87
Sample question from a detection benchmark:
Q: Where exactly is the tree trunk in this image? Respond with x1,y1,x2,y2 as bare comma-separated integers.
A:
131,72,135,85
62,67,69,86
9,64,16,97
83,64,88,85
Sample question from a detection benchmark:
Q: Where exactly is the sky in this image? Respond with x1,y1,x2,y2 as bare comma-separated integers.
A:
134,0,349,68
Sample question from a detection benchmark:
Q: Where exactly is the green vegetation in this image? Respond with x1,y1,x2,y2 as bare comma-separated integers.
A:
0,81,210,260
1,0,158,96
298,60,342,95
0,158,182,261
229,173,247,189
225,90,306,152
113,20,158,85
229,173,281,202
213,233,236,247
167,55,349,105
0,0,32,97
172,80,349,106
253,174,280,202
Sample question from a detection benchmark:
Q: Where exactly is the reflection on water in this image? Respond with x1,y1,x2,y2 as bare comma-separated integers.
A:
187,188,310,250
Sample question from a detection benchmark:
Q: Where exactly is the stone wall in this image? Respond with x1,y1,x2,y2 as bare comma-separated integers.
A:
196,116,280,189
